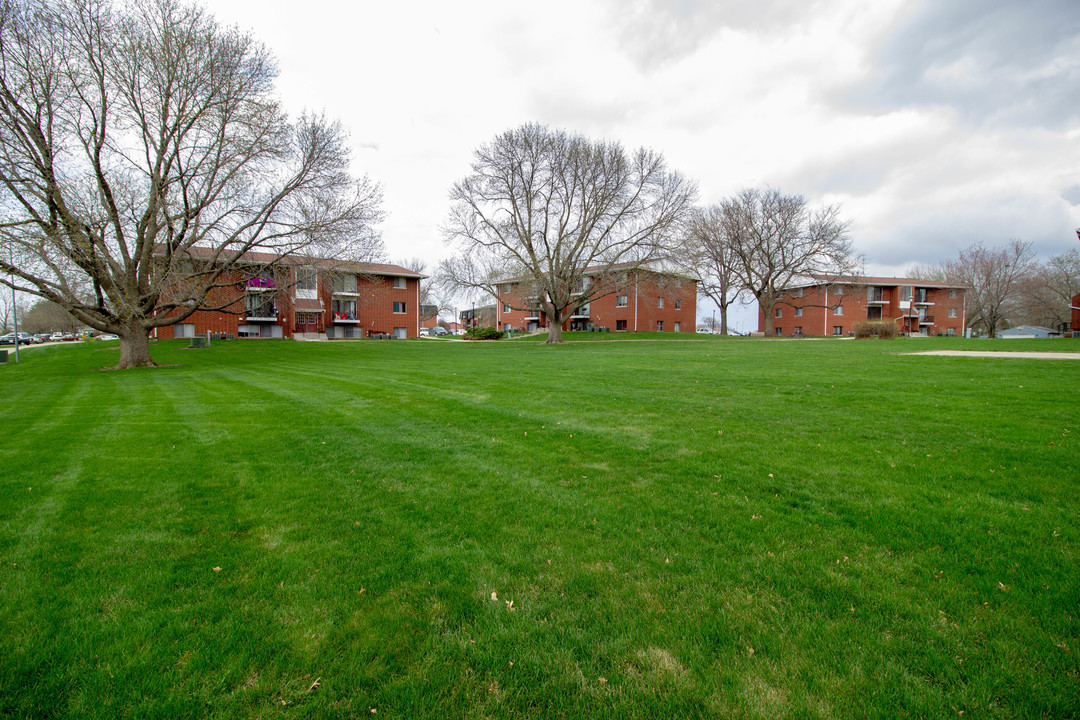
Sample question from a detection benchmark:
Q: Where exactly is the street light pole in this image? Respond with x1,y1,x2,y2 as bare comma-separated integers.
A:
8,246,19,363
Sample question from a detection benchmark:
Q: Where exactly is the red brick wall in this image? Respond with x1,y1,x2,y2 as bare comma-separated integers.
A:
496,271,697,332
759,283,966,337
1071,293,1080,331
157,270,420,339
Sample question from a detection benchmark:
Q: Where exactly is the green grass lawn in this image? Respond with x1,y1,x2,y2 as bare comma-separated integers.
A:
1,336,1078,719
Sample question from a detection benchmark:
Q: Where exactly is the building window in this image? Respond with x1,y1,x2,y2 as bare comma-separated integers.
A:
948,308,957,318
900,286,912,302
833,326,843,336
774,327,782,336
657,297,664,309
503,303,511,313
393,327,407,339
393,277,407,289
674,322,681,332
834,305,843,315
775,307,782,318
794,307,803,317
674,299,682,310
616,320,627,331
296,267,317,300
174,323,195,338
656,321,664,331
949,289,957,298
393,301,407,313
616,295,628,307
792,288,804,298
946,327,957,336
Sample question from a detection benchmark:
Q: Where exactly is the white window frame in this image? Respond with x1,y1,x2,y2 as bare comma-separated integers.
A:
393,277,407,289
616,295,628,307
393,301,407,314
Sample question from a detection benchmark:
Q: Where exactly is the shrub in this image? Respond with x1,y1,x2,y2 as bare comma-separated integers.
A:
464,326,505,340
853,320,899,339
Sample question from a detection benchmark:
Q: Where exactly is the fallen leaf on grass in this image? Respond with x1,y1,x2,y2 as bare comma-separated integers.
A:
490,591,498,602
307,677,321,692
213,567,221,573
998,582,1008,591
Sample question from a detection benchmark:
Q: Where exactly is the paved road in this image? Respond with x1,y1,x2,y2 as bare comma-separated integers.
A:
907,350,1080,360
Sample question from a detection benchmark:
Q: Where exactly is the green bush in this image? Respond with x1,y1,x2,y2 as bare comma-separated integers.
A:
853,320,899,339
464,326,505,340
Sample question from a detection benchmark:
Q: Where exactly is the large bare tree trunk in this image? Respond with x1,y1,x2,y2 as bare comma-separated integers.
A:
545,311,564,344
720,307,729,335
115,324,156,369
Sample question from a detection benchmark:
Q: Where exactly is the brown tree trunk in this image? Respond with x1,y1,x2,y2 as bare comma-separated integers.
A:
545,311,564,343
115,323,156,368
720,306,729,335
759,297,774,335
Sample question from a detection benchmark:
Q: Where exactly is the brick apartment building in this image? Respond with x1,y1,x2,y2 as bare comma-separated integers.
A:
1072,293,1080,333
156,250,425,340
495,266,698,333
759,277,968,337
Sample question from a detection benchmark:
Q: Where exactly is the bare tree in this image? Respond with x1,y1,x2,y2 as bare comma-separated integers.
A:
1013,249,1080,329
21,299,81,334
0,0,383,368
681,205,744,335
718,188,854,335
943,240,1035,337
440,123,695,343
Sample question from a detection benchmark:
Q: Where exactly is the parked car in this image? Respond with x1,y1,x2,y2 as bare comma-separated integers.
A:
33,334,51,343
61,333,77,341
430,327,449,336
696,327,712,334
96,333,119,341
50,332,65,341
0,332,35,345
419,328,431,337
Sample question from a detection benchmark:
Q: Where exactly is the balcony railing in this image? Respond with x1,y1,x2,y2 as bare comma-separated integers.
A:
245,306,278,321
246,277,276,290
332,312,360,323
919,315,935,325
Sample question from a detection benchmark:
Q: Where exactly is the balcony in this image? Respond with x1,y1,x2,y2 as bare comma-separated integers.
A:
867,288,887,304
244,307,279,322
913,291,933,305
569,305,590,319
919,315,935,325
245,277,276,292
332,312,360,324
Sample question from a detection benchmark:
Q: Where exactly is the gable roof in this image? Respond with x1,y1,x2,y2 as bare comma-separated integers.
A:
163,245,426,279
789,275,969,290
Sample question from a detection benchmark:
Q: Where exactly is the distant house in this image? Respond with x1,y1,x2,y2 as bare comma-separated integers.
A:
460,305,496,329
157,250,426,340
420,304,440,329
495,265,698,333
999,325,1060,339
758,276,968,337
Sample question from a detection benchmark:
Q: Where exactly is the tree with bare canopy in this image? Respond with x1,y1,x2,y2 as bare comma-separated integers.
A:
944,240,1036,338
0,0,383,368
439,123,695,343
716,188,854,335
680,205,744,336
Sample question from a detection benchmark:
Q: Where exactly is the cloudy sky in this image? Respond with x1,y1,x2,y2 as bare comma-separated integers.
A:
211,0,1079,324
